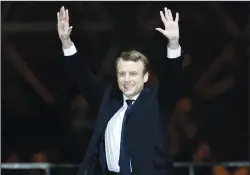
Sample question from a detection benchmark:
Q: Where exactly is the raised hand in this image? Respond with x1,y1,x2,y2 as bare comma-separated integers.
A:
156,7,179,41
57,6,73,41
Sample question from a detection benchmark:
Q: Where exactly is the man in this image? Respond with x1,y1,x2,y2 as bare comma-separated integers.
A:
57,5,184,175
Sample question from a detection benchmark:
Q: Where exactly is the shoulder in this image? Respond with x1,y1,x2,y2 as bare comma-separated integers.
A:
106,84,123,102
144,84,159,92
144,84,159,99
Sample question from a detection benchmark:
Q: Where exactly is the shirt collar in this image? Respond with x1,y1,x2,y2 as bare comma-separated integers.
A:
123,93,140,106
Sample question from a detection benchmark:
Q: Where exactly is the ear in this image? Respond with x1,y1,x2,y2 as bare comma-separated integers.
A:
143,72,149,83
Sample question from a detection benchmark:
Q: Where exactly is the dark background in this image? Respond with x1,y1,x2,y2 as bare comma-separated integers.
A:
1,1,249,174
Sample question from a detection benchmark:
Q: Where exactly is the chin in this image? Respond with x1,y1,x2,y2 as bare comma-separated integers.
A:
123,91,135,98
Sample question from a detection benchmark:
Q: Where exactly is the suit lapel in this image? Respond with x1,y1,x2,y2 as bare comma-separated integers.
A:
101,85,153,128
102,99,123,128
109,99,123,120
125,86,152,121
98,99,122,136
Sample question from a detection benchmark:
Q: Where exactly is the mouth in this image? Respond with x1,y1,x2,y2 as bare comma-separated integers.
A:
123,85,133,91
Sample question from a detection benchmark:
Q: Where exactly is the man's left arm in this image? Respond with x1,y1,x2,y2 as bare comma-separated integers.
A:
153,10,185,173
155,8,185,113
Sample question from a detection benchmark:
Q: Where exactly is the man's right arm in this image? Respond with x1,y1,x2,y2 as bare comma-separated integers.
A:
61,41,106,110
57,6,106,109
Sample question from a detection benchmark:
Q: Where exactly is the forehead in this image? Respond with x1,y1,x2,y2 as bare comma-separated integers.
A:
116,59,144,72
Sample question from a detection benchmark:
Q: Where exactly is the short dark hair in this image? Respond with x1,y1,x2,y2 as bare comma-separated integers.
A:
115,50,149,74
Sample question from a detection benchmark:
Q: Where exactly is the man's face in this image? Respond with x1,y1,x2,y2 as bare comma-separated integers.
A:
116,59,149,99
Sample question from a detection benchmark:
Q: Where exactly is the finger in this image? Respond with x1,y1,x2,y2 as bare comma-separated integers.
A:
68,26,73,34
62,6,66,20
57,12,60,22
155,28,165,35
168,9,173,21
164,7,169,20
175,12,179,23
66,9,69,22
160,11,167,28
60,6,63,15
60,6,63,20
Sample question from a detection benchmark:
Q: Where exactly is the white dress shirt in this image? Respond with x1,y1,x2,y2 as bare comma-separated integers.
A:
105,94,139,172
63,43,181,172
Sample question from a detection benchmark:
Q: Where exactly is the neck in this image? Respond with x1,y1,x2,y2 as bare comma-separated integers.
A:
123,93,140,100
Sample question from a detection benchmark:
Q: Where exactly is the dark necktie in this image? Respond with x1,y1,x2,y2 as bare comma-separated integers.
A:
119,99,134,175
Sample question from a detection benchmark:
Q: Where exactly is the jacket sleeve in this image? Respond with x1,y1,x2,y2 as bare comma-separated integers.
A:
61,51,107,110
155,52,185,115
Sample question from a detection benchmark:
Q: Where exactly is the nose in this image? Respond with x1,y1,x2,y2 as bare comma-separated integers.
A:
125,74,131,82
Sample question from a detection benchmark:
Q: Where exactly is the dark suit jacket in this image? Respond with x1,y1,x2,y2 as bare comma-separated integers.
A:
62,47,184,175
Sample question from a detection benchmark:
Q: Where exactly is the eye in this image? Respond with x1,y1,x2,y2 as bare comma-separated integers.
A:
119,72,125,76
130,72,137,76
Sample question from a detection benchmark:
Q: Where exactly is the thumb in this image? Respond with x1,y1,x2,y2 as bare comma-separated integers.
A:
68,26,73,34
155,28,165,35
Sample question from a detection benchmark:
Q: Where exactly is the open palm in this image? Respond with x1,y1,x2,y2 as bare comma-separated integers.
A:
57,6,73,41
156,7,179,41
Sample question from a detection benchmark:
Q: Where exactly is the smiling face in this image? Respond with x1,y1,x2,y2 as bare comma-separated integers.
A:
115,51,149,99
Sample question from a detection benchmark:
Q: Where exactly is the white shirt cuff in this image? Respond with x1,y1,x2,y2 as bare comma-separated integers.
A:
63,43,77,56
167,46,181,59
